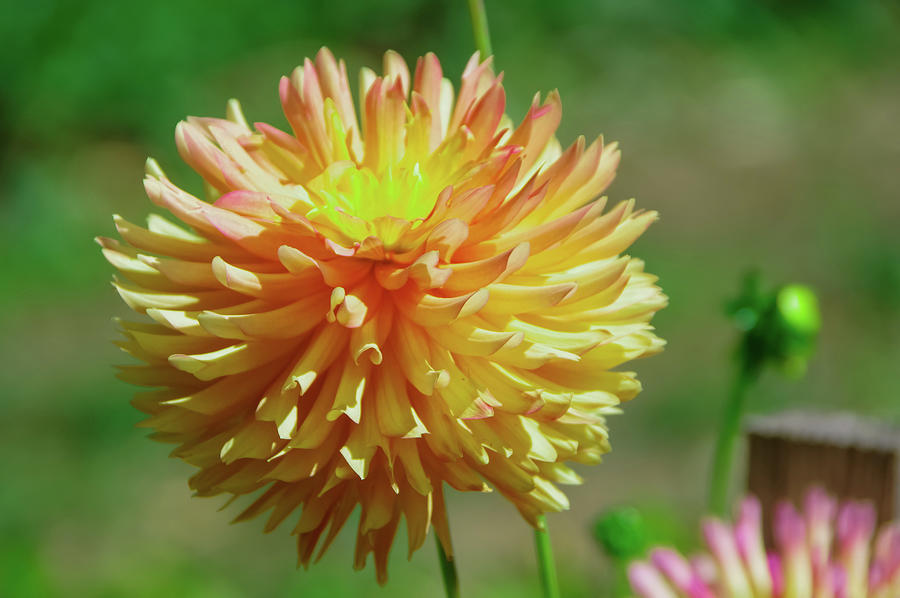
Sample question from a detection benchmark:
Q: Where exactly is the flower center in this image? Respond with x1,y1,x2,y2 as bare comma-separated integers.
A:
304,160,445,249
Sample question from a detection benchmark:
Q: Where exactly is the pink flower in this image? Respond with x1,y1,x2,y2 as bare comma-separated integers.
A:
629,488,900,598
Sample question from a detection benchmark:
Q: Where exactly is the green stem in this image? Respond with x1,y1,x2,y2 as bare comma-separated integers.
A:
466,0,493,58
708,361,757,516
435,534,460,598
534,515,561,598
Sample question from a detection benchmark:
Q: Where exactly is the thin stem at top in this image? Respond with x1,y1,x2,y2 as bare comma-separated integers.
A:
466,0,493,59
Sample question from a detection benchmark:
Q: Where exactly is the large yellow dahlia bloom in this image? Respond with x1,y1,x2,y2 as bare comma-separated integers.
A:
100,49,666,581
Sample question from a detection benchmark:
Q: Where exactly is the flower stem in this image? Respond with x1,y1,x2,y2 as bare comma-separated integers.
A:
708,361,757,516
466,0,493,58
534,515,561,598
435,534,460,598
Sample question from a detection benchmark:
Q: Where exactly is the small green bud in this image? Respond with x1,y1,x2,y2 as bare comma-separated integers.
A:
776,284,821,337
594,506,648,561
773,284,820,377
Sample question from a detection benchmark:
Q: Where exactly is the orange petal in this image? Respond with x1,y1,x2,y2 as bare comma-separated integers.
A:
441,242,530,293
393,287,489,327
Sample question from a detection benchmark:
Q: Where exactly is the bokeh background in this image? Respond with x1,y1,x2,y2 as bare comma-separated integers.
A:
2,1,899,596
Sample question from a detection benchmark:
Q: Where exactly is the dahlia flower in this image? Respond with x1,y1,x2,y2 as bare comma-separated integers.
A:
628,488,900,598
100,48,666,582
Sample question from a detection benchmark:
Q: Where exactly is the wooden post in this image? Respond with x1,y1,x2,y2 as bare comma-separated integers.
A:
745,411,899,543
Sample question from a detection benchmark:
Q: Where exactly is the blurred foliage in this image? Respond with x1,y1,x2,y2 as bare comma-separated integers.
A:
1,0,899,597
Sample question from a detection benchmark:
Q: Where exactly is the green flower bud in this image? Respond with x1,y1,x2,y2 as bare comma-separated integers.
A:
728,273,820,377
594,506,648,561
773,284,820,377
776,284,821,337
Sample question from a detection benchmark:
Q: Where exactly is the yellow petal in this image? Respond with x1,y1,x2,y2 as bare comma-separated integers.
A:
197,292,328,340
169,338,299,381
374,366,428,438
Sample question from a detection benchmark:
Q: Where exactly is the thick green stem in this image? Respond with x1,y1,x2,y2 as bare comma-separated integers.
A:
708,362,757,516
534,515,561,598
466,0,493,58
435,534,460,598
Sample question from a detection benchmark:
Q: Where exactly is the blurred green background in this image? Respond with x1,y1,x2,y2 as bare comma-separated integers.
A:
2,1,899,596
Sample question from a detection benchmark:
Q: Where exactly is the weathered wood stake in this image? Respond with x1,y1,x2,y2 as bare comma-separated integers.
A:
746,411,899,543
